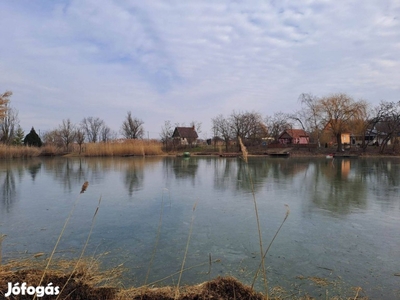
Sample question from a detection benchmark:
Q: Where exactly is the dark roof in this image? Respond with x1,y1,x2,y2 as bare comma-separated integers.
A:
279,129,309,139
172,127,198,139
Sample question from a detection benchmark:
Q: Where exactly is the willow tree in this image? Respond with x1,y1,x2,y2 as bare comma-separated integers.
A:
319,93,367,152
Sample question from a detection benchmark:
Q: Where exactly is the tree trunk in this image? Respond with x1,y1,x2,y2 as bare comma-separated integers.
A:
336,133,342,152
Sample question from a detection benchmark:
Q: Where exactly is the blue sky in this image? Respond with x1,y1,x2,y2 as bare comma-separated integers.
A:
1,0,399,139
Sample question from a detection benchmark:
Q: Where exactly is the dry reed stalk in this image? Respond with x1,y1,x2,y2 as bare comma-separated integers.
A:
238,137,268,297
56,195,102,300
33,181,89,300
175,202,197,299
251,205,290,290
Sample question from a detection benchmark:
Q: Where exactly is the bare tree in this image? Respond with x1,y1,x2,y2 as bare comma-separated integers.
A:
373,101,400,153
265,112,292,142
212,114,232,151
160,120,173,150
229,111,264,149
101,125,117,142
293,93,323,147
190,120,202,136
0,106,19,145
75,128,85,154
81,117,105,143
59,119,76,151
42,129,63,147
121,111,144,139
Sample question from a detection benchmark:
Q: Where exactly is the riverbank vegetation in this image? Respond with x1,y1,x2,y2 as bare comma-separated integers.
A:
2,89,400,158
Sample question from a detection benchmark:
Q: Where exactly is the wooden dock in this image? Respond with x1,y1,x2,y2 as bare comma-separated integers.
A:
266,147,291,157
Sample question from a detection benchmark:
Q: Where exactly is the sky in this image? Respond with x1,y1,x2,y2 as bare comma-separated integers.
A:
1,0,399,139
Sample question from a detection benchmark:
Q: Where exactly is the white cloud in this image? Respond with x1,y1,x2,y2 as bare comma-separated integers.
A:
0,0,399,138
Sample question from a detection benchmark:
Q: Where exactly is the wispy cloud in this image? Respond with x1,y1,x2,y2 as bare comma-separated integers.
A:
0,0,399,138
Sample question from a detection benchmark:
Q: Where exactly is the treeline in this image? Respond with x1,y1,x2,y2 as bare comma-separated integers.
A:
2,90,400,154
0,91,147,152
211,93,400,153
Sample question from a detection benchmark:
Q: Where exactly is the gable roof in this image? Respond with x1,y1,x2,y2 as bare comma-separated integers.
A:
172,127,198,139
279,129,309,139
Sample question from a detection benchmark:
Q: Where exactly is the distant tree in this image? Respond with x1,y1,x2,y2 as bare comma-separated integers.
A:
160,120,173,150
24,127,42,147
59,119,76,151
121,111,144,139
229,111,264,149
42,129,63,147
190,121,202,136
101,125,117,142
373,101,400,153
13,126,25,146
81,117,105,143
212,114,232,151
291,93,323,147
0,106,19,145
75,128,85,154
318,93,367,151
265,112,292,142
0,90,12,120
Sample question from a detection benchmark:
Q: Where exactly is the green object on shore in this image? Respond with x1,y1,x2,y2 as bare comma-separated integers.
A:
183,152,191,157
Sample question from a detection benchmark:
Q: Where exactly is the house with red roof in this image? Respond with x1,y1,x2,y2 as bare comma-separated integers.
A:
278,129,310,144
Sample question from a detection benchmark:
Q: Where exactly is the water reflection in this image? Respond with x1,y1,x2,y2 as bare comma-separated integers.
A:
1,167,17,212
1,157,400,299
124,159,145,196
0,159,41,211
307,159,367,214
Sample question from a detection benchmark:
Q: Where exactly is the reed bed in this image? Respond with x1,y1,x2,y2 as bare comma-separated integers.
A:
0,145,41,159
80,140,163,157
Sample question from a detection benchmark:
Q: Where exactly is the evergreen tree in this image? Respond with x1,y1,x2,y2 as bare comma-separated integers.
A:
13,126,25,146
24,127,42,147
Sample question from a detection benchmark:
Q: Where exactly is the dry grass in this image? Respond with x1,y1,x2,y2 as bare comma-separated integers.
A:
0,145,41,159
0,257,121,300
80,140,163,157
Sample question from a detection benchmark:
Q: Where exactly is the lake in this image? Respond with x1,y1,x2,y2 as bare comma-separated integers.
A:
0,156,399,299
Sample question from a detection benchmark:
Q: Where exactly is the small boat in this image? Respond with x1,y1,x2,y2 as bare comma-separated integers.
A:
176,152,191,158
326,154,334,159
333,153,359,158
269,152,290,157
